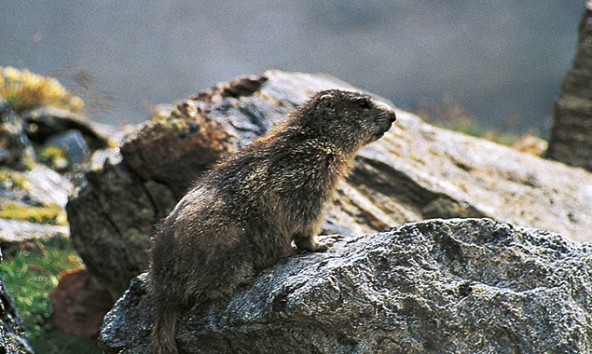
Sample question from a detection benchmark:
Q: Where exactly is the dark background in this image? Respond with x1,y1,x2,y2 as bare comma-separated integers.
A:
1,1,583,135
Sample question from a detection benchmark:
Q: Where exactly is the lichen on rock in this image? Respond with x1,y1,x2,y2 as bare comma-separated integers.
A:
0,66,83,113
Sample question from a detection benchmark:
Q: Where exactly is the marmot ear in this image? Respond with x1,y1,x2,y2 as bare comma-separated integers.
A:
318,93,336,110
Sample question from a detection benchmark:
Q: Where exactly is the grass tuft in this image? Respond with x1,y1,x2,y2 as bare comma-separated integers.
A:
2,236,100,353
0,66,83,113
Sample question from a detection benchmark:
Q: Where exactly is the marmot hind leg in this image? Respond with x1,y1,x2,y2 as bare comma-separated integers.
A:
293,233,342,252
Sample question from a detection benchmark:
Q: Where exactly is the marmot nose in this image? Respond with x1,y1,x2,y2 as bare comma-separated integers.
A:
388,112,397,123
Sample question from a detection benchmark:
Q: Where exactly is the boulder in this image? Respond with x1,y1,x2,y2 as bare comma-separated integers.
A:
0,250,34,354
49,268,114,338
99,218,592,353
23,105,115,151
67,70,592,299
547,1,592,170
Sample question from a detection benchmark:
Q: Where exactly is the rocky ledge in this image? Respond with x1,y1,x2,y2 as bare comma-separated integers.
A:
99,218,592,354
68,70,592,300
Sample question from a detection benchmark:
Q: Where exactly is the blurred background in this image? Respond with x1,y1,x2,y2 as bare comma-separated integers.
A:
0,0,583,135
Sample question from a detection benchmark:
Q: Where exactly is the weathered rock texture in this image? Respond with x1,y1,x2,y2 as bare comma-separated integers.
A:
548,1,592,170
50,269,113,338
0,251,33,354
0,99,35,171
23,105,115,151
0,163,72,245
68,70,592,299
99,218,592,354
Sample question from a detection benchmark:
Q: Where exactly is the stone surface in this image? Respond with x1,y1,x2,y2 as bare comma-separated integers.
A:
23,105,115,151
0,219,68,244
99,218,592,354
0,163,72,245
24,164,73,208
50,268,113,338
547,1,592,170
44,129,91,168
0,250,34,354
68,70,592,299
0,102,35,171
511,134,547,155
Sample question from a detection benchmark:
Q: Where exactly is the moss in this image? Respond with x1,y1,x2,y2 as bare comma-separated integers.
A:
0,168,27,189
37,145,69,170
20,151,36,171
0,66,83,113
30,332,100,354
1,236,99,353
0,203,67,225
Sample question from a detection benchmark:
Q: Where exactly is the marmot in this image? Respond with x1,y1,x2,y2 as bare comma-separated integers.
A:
149,89,397,353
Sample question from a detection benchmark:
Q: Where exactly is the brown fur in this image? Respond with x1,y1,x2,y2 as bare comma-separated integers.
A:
149,89,396,353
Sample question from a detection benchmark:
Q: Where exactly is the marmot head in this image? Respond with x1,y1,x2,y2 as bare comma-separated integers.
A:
294,89,397,152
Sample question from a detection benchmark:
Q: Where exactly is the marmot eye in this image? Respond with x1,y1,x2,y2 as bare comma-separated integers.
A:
357,99,371,109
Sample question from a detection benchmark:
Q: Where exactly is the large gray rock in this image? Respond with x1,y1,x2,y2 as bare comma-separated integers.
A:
99,218,592,353
68,70,592,299
548,1,592,170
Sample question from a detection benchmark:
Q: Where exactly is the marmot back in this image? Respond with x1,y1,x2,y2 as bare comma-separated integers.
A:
149,89,397,353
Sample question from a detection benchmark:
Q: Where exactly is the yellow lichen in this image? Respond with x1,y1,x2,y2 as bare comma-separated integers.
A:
0,66,83,113
0,168,26,189
0,202,67,225
37,145,69,170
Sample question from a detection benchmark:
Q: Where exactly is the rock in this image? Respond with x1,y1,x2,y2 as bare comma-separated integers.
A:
0,219,68,245
0,103,35,171
0,250,34,354
511,134,547,155
0,163,72,245
99,218,592,354
49,268,114,338
547,1,592,170
42,129,91,169
68,70,592,299
24,164,73,208
23,105,115,151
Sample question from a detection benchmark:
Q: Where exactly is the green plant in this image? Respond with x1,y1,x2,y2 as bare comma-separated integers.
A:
0,203,67,225
1,236,100,353
37,145,69,171
30,332,100,354
0,66,83,113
